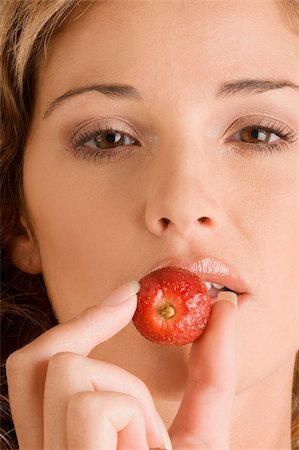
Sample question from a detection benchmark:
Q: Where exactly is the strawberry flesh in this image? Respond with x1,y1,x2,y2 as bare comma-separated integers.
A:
132,266,211,345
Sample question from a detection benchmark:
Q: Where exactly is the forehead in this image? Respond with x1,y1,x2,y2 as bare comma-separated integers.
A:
37,0,299,106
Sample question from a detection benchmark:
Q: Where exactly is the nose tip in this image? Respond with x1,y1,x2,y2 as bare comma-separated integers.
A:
144,152,220,239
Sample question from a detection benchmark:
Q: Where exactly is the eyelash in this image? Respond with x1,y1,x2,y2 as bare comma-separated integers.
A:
69,118,297,163
226,118,297,156
70,123,139,163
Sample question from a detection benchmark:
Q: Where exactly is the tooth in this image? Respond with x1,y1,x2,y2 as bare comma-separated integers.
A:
204,281,212,290
211,282,225,289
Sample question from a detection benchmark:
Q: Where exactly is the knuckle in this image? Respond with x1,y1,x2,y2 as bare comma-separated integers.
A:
172,431,213,450
67,391,141,419
47,351,83,373
118,391,141,410
6,348,29,377
189,375,232,394
68,391,96,415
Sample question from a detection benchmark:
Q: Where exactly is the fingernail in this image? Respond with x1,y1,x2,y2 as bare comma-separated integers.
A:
101,281,140,306
155,412,172,450
211,291,238,310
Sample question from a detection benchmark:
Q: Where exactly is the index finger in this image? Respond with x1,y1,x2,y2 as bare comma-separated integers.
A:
168,291,238,450
5,280,140,449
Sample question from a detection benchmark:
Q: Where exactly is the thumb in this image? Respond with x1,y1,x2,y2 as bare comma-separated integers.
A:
168,291,238,449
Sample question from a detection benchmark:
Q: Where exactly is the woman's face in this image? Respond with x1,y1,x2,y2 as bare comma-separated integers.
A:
20,0,299,403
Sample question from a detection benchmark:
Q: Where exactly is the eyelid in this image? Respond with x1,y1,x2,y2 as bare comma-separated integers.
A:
71,116,142,144
223,115,296,141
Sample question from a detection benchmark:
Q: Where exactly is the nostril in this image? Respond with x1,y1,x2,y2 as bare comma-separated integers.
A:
159,217,210,230
198,216,210,224
160,218,170,229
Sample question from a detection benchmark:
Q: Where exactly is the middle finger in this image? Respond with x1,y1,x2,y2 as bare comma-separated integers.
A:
43,351,165,449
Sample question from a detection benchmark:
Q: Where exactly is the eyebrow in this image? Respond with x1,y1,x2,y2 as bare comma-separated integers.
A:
43,83,143,118
43,78,299,119
215,78,299,98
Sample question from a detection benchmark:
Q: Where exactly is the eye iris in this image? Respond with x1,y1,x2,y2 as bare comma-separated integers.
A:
95,131,122,148
241,127,270,143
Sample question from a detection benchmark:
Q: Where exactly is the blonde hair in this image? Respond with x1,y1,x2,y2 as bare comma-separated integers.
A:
1,1,299,448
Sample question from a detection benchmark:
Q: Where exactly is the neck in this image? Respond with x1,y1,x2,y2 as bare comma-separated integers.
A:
156,355,296,449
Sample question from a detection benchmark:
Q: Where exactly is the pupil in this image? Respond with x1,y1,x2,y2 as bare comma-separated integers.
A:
106,133,116,143
251,129,259,139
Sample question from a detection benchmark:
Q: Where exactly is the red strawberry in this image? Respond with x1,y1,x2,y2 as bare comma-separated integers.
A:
132,266,211,345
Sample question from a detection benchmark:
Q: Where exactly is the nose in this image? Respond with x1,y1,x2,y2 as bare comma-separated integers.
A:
144,152,221,239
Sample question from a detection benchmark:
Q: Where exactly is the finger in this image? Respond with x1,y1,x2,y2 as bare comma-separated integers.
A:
5,281,140,450
169,291,238,449
43,352,165,449
67,391,149,450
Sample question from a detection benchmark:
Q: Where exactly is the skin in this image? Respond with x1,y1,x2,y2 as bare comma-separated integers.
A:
6,0,299,448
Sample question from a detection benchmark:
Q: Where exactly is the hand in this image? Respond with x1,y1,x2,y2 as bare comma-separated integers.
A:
6,283,237,450
6,281,168,449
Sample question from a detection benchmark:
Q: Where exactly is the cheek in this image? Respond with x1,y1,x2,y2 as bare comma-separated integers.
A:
236,164,299,389
232,155,299,359
23,150,140,321
246,178,299,314
232,150,299,288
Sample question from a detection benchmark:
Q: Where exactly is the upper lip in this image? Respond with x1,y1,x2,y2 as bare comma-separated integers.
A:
149,256,250,295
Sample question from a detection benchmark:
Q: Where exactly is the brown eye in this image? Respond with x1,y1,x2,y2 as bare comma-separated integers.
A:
93,130,135,149
239,127,280,144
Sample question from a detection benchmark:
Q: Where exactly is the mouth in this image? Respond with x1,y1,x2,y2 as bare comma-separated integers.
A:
149,256,251,301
